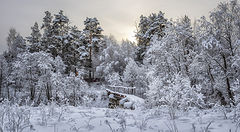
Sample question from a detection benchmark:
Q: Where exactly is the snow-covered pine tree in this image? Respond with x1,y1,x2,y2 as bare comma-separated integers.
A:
95,36,136,81
41,11,53,52
51,10,70,58
6,28,17,54
6,28,26,60
63,26,88,75
144,16,196,80
27,22,42,52
96,36,121,79
83,17,104,80
170,16,196,77
136,11,167,62
121,39,136,60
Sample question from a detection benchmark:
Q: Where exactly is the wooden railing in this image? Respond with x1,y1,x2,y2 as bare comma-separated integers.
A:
107,85,146,98
107,85,136,95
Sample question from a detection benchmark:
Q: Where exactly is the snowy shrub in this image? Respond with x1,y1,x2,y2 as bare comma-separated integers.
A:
122,59,140,87
232,79,240,105
136,117,149,132
48,101,57,117
106,72,122,86
146,74,205,110
165,120,179,132
63,73,89,106
57,105,68,122
233,103,240,122
39,105,47,126
51,72,89,106
0,101,31,132
145,77,165,107
122,59,148,97
104,110,127,132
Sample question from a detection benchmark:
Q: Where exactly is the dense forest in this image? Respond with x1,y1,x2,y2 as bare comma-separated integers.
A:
0,0,240,131
1,0,240,107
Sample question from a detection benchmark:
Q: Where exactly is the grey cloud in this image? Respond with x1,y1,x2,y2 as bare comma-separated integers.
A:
0,0,226,53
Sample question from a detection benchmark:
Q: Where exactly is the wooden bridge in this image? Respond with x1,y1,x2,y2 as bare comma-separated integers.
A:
107,85,136,95
106,85,137,109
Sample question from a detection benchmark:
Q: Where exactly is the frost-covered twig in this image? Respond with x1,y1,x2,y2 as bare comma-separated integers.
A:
58,106,67,122
234,120,240,132
192,123,196,132
168,106,176,120
105,120,114,132
40,106,47,126
203,121,213,132
164,119,178,132
137,117,149,132
84,117,94,130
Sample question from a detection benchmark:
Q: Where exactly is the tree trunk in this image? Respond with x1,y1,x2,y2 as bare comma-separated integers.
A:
30,86,35,100
7,84,10,100
46,82,51,100
222,54,234,105
30,67,35,100
0,67,2,98
88,32,92,81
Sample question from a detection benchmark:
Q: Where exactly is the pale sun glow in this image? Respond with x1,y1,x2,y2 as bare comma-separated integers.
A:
123,27,136,43
127,29,136,43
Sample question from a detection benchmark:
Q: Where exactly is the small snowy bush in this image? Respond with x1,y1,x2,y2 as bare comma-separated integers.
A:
0,101,31,132
146,74,205,110
106,72,122,86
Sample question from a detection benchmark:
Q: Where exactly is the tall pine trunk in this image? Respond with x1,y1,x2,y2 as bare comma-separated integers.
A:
88,32,92,81
222,54,234,105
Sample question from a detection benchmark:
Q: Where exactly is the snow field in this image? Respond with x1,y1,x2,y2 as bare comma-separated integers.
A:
20,105,238,132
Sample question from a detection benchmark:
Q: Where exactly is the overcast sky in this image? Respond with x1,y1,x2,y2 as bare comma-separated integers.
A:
0,0,226,53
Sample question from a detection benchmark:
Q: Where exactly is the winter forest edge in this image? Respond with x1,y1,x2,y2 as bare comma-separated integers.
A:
0,0,240,131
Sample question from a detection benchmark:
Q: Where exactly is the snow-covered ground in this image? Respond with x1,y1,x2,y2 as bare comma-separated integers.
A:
18,105,237,132
0,85,238,132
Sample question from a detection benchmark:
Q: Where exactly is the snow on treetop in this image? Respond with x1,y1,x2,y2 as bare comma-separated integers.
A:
53,10,69,24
